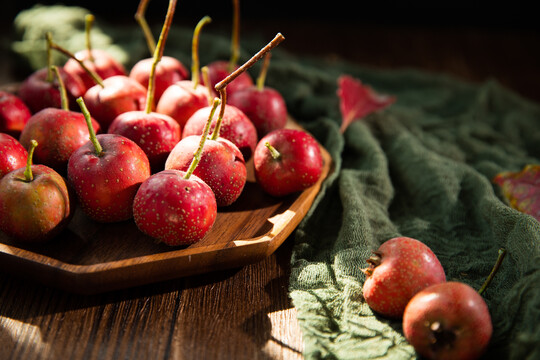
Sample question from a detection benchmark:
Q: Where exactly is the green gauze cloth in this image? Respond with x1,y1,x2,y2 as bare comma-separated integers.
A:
10,5,540,360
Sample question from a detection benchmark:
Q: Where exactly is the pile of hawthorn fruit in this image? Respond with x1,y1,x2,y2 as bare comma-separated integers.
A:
0,0,324,246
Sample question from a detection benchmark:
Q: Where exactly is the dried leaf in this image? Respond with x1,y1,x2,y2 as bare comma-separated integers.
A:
493,164,540,222
337,75,395,133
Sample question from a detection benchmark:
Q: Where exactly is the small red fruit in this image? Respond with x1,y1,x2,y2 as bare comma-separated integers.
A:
0,91,32,137
253,128,323,197
0,133,28,178
0,140,73,242
403,282,492,360
362,236,446,318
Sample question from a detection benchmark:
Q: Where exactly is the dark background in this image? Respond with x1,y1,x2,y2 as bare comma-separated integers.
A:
2,1,540,103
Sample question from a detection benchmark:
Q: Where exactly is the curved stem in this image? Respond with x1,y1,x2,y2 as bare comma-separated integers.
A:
191,16,212,88
215,32,284,92
211,88,227,140
184,98,221,179
76,97,102,156
85,14,95,62
48,35,105,88
135,0,156,55
478,248,507,296
264,142,281,160
145,0,177,114
228,0,240,71
51,66,69,111
23,140,38,182
256,52,271,91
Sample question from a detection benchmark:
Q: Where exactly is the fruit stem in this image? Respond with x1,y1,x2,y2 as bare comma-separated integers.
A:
76,97,103,156
215,32,285,92
478,247,507,296
135,0,156,55
144,0,177,114
228,0,240,72
23,140,38,182
264,142,281,160
256,52,271,91
47,33,105,88
45,33,54,83
210,88,227,140
191,16,212,89
201,65,213,106
51,65,69,111
85,14,95,62
184,98,221,179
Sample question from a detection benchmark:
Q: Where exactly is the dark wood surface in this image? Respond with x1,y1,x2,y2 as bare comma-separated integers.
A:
1,7,539,359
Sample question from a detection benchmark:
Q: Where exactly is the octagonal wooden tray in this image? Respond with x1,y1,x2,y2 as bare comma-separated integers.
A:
0,114,333,294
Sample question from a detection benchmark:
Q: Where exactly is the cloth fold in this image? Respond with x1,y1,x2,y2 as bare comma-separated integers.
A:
10,5,540,359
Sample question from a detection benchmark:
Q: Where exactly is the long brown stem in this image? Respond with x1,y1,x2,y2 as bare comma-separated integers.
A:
215,33,285,92
135,0,156,55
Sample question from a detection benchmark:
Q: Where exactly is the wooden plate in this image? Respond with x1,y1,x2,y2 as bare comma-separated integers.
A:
0,115,333,294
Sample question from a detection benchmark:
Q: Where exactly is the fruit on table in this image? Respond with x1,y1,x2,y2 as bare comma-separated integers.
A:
109,0,181,173
155,16,212,128
134,98,219,245
228,53,287,138
253,128,323,197
361,236,446,318
0,133,28,178
402,281,492,360
0,90,32,137
182,103,257,162
19,66,101,174
67,98,151,223
63,14,126,92
0,140,73,242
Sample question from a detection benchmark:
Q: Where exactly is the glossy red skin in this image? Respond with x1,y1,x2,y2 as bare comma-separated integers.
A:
19,108,101,174
108,110,181,173
18,67,86,114
0,133,28,178
228,86,288,138
133,169,217,246
155,80,209,128
362,237,446,318
83,75,148,132
182,104,257,162
0,91,32,137
253,128,323,197
129,56,189,103
165,135,246,207
64,49,126,92
403,282,492,360
67,134,151,223
0,164,73,242
203,60,253,96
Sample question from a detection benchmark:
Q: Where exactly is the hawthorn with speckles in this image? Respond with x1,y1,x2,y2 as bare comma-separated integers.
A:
0,91,31,137
403,282,492,360
362,237,446,319
19,108,101,174
108,111,180,173
18,67,86,114
165,135,246,207
253,128,323,197
182,104,257,162
0,133,28,178
133,169,217,246
83,75,148,132
0,140,73,242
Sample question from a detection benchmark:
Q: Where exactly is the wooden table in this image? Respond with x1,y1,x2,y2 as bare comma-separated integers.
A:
1,9,539,359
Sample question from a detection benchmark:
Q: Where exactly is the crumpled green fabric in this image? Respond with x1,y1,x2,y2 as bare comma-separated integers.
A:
10,5,540,359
